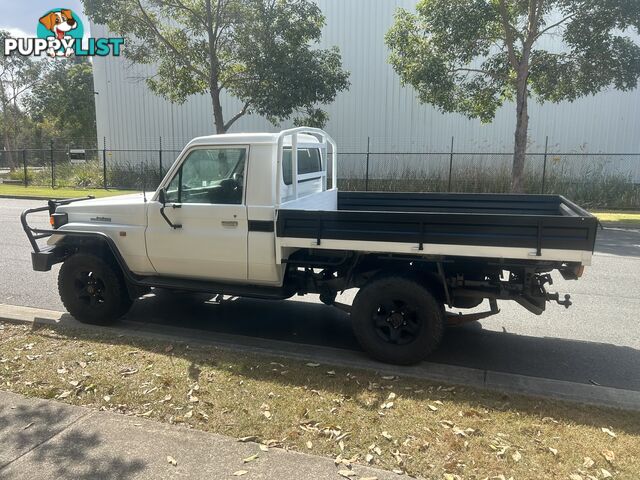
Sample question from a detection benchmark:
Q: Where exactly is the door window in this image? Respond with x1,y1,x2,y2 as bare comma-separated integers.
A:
282,148,322,185
165,148,246,204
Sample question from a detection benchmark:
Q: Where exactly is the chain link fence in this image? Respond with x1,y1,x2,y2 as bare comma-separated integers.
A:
1,137,639,209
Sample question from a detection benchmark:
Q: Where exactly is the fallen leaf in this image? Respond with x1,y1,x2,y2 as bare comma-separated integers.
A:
381,375,396,380
602,449,615,464
600,468,613,478
392,469,404,475
259,444,269,452
548,447,558,456
262,411,272,420
167,455,177,466
387,392,397,401
427,404,438,412
306,441,313,449
338,470,356,478
243,454,259,463
381,431,393,441
374,446,382,456
569,475,582,480
512,450,522,462
305,363,320,367
365,453,374,463
601,427,617,438
184,410,193,419
103,395,111,402
238,436,258,443
232,470,248,476
582,457,595,468
57,391,71,399
56,367,67,374
360,477,378,480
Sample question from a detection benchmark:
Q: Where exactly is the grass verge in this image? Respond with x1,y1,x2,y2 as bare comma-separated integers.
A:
1,320,638,480
0,184,135,199
595,212,640,227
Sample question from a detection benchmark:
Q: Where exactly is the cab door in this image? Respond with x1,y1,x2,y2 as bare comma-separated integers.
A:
145,146,248,282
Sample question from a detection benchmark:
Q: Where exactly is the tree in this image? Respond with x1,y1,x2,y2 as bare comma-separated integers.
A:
25,58,97,146
385,0,640,192
82,0,350,134
0,30,46,168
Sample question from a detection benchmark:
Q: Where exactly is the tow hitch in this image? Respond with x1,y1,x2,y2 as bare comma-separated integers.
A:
546,292,572,308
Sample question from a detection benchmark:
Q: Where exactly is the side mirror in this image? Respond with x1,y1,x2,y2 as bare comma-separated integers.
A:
158,188,167,205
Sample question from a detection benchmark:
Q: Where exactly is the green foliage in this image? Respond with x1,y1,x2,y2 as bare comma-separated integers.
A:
81,0,350,132
24,59,97,145
385,0,640,121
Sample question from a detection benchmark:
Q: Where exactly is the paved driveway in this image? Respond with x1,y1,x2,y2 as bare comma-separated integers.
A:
2,198,639,390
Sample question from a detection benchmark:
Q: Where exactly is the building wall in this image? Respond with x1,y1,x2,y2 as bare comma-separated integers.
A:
91,0,640,157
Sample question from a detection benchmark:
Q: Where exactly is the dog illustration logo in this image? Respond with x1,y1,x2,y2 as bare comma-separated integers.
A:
38,9,81,57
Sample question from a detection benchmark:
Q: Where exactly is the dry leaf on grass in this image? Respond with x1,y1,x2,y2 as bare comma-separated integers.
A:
166,455,177,466
569,475,583,480
548,447,558,456
259,445,269,452
427,404,438,412
232,470,248,476
306,441,313,449
305,363,320,367
57,390,71,399
601,427,617,438
600,468,613,478
381,431,393,441
238,436,258,443
601,449,615,464
511,450,522,462
243,454,259,463
582,457,595,468
365,453,374,463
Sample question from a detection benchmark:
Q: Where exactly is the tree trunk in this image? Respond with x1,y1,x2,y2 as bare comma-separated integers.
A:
210,86,226,134
511,73,529,193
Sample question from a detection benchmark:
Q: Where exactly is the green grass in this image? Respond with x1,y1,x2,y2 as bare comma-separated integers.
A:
0,183,135,199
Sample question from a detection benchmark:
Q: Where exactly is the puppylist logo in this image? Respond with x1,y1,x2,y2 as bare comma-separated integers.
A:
3,8,123,58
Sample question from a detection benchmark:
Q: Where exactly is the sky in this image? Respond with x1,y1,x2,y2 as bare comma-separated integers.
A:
0,0,86,37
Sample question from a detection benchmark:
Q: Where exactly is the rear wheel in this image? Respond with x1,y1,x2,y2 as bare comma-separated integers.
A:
351,276,445,365
58,253,132,325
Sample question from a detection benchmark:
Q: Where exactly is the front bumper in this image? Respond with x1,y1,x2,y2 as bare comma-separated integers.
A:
31,246,63,272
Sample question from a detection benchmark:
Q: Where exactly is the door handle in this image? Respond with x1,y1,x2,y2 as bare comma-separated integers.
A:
221,220,238,227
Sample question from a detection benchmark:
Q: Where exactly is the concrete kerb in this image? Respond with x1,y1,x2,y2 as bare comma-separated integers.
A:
1,303,639,412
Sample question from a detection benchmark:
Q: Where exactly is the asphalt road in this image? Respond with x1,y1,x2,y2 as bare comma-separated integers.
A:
2,198,640,391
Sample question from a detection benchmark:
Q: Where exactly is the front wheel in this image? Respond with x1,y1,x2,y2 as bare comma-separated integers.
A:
351,276,445,365
58,253,132,325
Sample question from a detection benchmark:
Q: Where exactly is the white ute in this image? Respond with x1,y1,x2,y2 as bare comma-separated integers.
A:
22,127,598,364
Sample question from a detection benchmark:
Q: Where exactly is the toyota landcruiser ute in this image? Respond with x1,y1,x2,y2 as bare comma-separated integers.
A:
22,127,598,365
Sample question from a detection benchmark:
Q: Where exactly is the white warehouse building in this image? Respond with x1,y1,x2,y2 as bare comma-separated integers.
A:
90,0,640,180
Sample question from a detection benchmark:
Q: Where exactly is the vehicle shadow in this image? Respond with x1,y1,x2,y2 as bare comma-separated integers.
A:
0,401,145,478
121,291,640,392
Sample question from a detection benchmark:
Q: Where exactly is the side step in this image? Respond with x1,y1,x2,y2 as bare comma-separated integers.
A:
134,276,294,300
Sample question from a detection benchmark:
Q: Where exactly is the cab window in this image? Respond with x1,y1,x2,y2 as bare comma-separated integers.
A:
165,148,246,204
282,148,322,185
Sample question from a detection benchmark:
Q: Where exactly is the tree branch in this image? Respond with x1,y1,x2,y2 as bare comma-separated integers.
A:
498,0,519,70
451,68,502,80
534,13,576,40
134,0,207,79
223,102,250,131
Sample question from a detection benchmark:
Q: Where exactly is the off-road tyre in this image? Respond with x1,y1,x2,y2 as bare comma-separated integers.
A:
58,253,132,325
351,276,445,365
